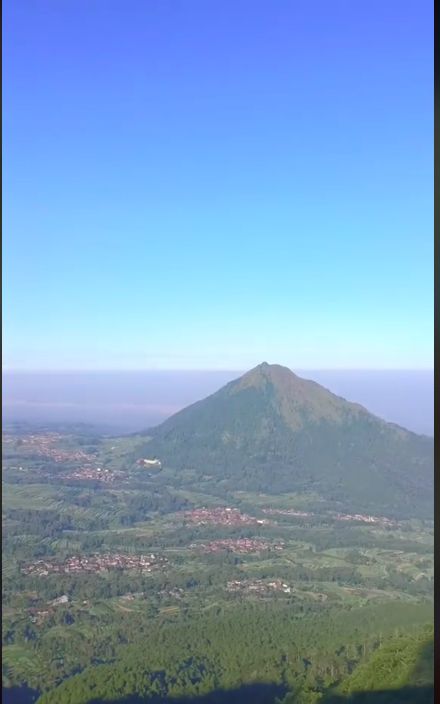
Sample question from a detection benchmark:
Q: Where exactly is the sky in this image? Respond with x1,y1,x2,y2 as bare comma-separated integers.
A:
2,0,433,371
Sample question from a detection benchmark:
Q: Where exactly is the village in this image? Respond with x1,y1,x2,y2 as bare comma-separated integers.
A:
333,512,396,526
262,506,396,527
3,432,61,447
33,446,96,464
226,578,292,595
64,466,117,483
182,506,271,527
262,508,312,517
21,552,168,577
4,432,97,464
190,538,284,554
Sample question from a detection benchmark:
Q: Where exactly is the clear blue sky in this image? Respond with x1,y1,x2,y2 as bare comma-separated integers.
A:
3,0,433,371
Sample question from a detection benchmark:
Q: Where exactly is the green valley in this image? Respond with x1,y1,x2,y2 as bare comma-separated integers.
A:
1,366,434,703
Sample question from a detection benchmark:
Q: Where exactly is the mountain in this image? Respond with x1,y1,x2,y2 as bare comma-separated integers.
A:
139,363,433,518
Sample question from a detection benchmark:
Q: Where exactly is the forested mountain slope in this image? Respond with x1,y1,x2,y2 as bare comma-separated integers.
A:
140,363,433,518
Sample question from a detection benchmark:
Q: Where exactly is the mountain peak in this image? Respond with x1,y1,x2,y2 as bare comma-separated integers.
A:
252,361,291,372
242,362,298,384
141,363,433,518
241,366,376,428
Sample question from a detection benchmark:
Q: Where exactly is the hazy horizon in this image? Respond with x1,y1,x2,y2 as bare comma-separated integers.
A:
2,368,434,437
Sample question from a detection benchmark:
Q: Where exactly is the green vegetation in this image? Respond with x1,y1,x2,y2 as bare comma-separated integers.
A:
34,605,433,704
1,366,434,703
336,625,433,694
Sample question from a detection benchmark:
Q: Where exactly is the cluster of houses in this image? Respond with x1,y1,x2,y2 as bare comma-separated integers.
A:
333,512,396,526
191,538,284,554
262,508,311,517
226,579,292,595
10,432,96,464
4,432,60,447
22,553,167,577
182,506,270,527
65,467,116,483
2,434,18,445
261,506,395,527
38,447,96,464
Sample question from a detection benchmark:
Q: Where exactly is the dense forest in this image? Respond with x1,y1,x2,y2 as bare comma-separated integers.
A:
28,602,433,704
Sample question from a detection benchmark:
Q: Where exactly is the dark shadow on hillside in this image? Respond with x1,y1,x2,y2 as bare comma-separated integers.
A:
322,685,433,703
1,681,434,704
2,685,40,704
321,635,433,704
88,683,286,704
2,637,434,704
85,684,434,704
409,638,434,685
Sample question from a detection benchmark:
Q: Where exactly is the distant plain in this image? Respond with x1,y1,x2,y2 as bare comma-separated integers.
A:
2,370,434,436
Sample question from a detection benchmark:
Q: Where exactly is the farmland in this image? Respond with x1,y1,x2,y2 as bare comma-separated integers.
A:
2,425,434,704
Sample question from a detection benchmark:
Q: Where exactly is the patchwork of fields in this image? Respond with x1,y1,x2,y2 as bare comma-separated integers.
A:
2,426,434,704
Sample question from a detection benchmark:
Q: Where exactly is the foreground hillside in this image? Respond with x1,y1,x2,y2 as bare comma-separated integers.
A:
140,363,433,518
36,604,433,704
318,626,434,704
